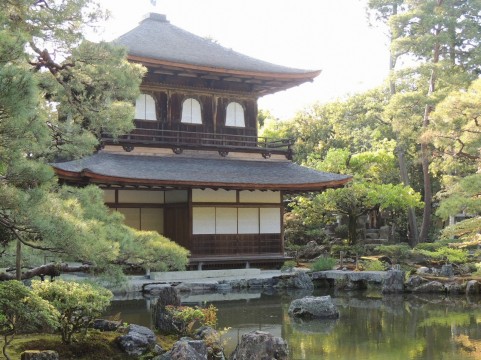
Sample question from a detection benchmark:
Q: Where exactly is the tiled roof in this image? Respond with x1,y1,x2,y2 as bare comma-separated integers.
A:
52,152,351,191
114,13,319,76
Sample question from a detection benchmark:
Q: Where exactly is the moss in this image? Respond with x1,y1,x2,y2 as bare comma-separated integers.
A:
3,332,133,360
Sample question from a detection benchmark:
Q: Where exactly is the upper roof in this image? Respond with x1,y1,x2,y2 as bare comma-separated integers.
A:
52,152,351,192
113,13,320,93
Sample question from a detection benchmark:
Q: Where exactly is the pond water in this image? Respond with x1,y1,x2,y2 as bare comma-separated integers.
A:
106,289,481,360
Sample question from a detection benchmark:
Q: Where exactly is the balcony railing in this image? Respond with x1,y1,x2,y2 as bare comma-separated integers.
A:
101,128,294,159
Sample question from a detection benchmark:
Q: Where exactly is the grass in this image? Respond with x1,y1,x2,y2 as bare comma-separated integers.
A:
3,331,135,360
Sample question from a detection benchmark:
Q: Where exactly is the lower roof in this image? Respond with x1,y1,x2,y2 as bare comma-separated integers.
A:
52,152,351,192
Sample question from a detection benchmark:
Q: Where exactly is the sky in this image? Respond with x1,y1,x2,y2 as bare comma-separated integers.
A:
92,0,390,120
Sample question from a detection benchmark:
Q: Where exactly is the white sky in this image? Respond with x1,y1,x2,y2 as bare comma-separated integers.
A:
92,0,390,119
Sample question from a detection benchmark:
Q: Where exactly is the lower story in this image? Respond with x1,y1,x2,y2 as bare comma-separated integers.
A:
104,187,288,269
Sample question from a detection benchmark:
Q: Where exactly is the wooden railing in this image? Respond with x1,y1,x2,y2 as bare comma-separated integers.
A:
101,128,294,159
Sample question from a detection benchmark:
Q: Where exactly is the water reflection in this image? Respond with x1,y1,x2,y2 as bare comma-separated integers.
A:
105,290,481,360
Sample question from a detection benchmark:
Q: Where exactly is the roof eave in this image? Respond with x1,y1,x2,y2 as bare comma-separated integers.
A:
127,55,321,81
53,168,352,192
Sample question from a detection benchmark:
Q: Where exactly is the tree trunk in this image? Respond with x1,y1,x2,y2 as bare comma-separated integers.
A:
0,263,91,281
397,147,419,246
388,2,419,246
348,215,358,245
15,239,21,281
419,104,434,242
3,334,12,360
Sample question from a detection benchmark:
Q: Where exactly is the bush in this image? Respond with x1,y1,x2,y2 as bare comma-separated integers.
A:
165,304,218,336
415,247,468,264
363,259,385,271
0,281,58,360
374,244,411,261
311,257,337,271
31,280,113,344
281,260,297,272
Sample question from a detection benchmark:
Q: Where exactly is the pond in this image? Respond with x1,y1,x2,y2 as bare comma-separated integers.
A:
106,289,481,360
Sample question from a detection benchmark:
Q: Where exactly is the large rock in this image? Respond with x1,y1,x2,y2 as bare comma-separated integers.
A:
152,287,182,334
297,241,326,260
195,326,225,359
288,295,339,319
92,319,122,331
440,264,454,277
21,351,59,360
411,281,445,294
274,272,314,290
229,331,288,360
382,270,405,293
466,280,480,295
170,338,208,360
117,324,158,356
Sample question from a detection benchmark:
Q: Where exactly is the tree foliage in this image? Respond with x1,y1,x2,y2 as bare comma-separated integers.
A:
0,281,58,360
0,0,189,280
32,280,112,344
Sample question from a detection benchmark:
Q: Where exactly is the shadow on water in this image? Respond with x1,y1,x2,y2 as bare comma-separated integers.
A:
105,289,481,360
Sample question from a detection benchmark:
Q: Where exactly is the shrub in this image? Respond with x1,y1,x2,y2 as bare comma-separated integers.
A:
415,247,468,264
0,281,58,360
32,280,113,344
374,244,411,261
165,304,218,336
311,257,337,271
281,260,297,272
363,259,385,271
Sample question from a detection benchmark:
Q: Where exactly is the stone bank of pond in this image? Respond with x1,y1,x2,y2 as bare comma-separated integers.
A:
106,290,481,360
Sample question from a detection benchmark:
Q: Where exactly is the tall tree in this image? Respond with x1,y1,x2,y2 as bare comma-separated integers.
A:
0,0,189,280
367,0,420,246
385,0,481,242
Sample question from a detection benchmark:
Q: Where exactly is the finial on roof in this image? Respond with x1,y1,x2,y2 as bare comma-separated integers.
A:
142,13,169,23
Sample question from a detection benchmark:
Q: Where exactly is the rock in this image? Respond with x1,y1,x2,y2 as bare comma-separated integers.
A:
153,352,172,360
229,331,288,360
288,295,339,319
382,270,405,293
21,351,59,360
117,324,158,356
412,281,445,294
274,272,314,290
416,267,431,275
297,241,326,260
92,319,121,332
466,280,480,295
445,282,465,294
152,287,182,334
195,326,225,359
405,275,429,291
170,338,208,360
379,225,391,240
440,264,454,277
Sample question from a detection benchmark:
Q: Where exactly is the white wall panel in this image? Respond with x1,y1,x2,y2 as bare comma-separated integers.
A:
238,208,259,234
260,208,281,233
192,207,216,234
118,190,164,204
103,189,115,203
141,208,164,233
117,208,140,229
239,190,280,204
192,189,236,203
215,208,238,234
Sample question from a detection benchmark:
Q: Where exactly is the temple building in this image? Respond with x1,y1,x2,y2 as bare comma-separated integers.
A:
53,13,351,269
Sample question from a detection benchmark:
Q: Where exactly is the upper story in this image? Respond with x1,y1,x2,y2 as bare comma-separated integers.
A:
102,13,320,159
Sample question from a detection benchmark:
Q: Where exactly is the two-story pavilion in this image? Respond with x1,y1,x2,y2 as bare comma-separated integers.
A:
53,13,351,269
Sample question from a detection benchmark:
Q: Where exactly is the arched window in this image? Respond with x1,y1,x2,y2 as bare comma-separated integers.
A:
181,98,202,124
135,94,157,121
225,102,245,127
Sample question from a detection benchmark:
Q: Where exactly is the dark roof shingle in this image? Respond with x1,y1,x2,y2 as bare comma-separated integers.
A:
114,13,319,76
53,152,351,191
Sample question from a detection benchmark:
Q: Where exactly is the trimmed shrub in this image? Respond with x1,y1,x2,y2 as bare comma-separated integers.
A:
311,257,337,271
